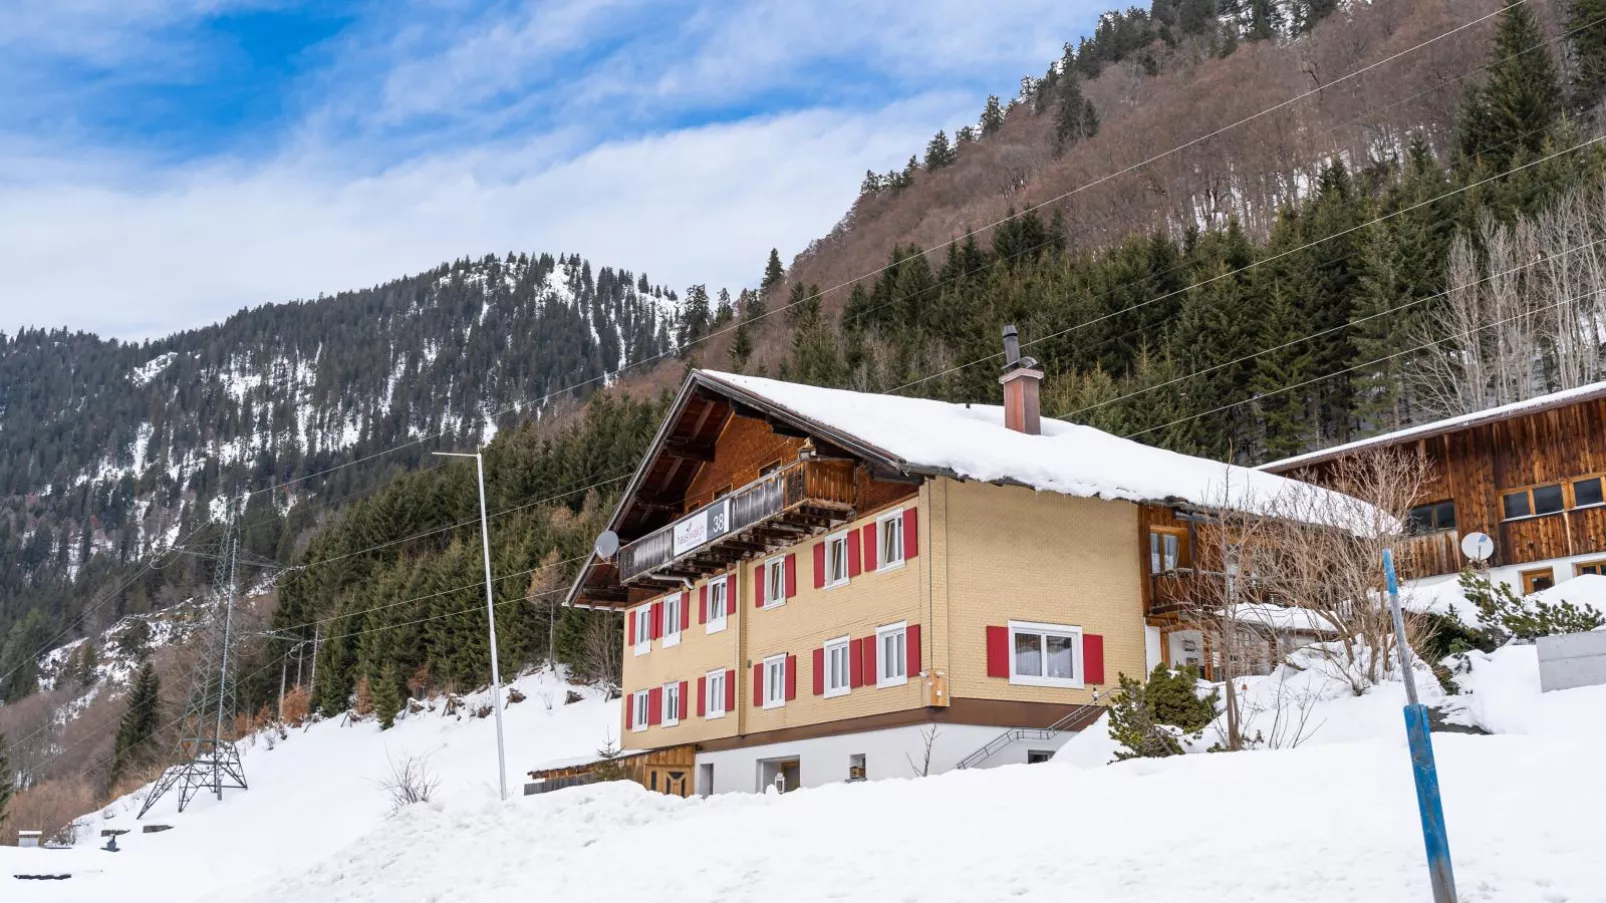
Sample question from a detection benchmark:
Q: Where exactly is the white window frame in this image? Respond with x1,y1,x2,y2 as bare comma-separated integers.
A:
633,607,652,656
706,580,728,634
631,689,650,732
763,653,787,709
823,636,852,698
823,530,850,589
705,669,727,719
876,621,908,688
876,511,905,572
661,593,682,647
662,681,680,727
763,556,786,608
1007,619,1084,689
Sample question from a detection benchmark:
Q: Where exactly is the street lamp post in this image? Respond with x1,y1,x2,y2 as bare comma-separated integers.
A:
434,450,509,802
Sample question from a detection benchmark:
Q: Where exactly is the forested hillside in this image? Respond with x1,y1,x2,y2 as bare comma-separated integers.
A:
0,253,673,699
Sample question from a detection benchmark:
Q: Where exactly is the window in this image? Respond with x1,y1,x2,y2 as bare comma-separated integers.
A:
633,607,652,656
824,531,850,588
662,682,680,726
763,654,788,709
706,669,727,718
1574,477,1605,508
759,459,783,477
877,512,905,571
876,622,908,687
1026,751,1055,765
848,754,866,781
764,557,786,608
1521,567,1555,594
824,637,851,697
1406,500,1457,535
631,690,650,732
706,580,728,633
1148,528,1189,574
1576,560,1606,577
662,593,682,647
1008,620,1083,688
1503,484,1564,520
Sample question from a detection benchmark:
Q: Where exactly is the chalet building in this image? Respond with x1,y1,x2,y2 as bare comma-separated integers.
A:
1262,380,1606,596
562,331,1366,796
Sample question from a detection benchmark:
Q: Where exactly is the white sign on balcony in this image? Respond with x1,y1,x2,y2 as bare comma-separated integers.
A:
673,499,730,556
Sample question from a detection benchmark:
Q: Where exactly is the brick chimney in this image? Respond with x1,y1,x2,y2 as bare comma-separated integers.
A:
998,324,1042,435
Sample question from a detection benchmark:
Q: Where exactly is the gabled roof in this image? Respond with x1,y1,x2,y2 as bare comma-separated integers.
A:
1259,380,1606,473
566,370,1382,608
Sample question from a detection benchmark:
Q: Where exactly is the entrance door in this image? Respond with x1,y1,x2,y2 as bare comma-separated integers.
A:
662,769,690,797
698,763,714,797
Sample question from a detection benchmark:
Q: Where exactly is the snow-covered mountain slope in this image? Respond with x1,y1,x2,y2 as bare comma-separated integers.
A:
0,670,620,902
6,647,1601,902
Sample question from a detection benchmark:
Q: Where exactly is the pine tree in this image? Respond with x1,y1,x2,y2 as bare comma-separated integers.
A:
110,661,161,787
677,285,711,350
1458,2,1563,167
980,94,1005,136
956,125,976,144
1053,67,1098,155
713,288,734,327
729,318,754,371
77,640,98,687
761,249,785,299
374,664,404,730
1568,0,1606,116
0,732,12,827
924,131,956,169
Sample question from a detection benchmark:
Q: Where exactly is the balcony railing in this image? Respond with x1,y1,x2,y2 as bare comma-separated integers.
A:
617,459,856,585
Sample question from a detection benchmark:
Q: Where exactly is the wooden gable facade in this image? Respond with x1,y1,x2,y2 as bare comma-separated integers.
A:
1264,386,1606,580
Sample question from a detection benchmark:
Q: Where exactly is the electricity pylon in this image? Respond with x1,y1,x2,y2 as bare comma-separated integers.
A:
138,521,248,818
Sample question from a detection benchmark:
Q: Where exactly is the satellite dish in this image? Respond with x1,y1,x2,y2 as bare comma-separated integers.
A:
1460,531,1494,563
593,530,620,560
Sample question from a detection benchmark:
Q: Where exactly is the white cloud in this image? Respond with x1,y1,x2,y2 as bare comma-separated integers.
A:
0,94,965,339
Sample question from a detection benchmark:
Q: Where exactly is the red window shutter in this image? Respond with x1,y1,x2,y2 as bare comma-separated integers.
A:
651,601,662,639
699,585,708,624
726,572,738,612
904,507,920,559
812,542,825,589
1083,634,1105,685
679,680,689,719
908,623,922,676
862,634,877,684
847,530,862,578
812,647,825,696
681,594,691,631
986,626,1009,678
849,638,863,687
753,663,763,703
725,669,737,711
697,676,706,717
862,524,877,571
649,686,663,725
755,563,765,607
785,553,798,597
627,610,636,646
786,654,798,701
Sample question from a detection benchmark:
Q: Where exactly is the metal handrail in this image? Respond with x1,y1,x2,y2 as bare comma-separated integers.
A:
954,703,1102,770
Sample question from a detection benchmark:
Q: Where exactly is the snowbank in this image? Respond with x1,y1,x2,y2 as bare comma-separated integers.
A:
0,669,620,903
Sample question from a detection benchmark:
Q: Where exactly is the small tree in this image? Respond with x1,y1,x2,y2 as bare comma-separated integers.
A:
109,662,162,786
1459,571,1606,642
117,619,152,661
760,248,786,299
0,733,13,828
76,642,99,688
592,737,630,782
924,130,955,170
373,666,404,730
980,94,1005,136
1108,665,1219,760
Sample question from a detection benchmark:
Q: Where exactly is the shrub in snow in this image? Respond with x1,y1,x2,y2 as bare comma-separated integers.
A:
564,690,584,706
378,755,439,813
1108,665,1218,761
374,666,404,730
1459,571,1605,642
591,740,630,783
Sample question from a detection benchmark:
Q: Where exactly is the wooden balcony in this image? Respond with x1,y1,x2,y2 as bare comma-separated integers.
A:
617,459,857,590
1147,568,1274,618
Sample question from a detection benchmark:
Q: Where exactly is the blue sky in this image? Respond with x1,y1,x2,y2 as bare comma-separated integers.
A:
0,0,1104,338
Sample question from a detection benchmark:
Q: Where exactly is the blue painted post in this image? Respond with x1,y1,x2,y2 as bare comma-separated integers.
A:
1383,549,1458,903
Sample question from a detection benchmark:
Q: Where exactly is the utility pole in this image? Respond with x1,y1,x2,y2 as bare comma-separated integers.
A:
309,623,320,705
435,450,509,802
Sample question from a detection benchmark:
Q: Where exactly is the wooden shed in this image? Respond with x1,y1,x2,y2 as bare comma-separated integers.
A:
526,744,698,798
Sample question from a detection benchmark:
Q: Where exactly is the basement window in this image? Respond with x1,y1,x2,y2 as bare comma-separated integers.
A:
1008,620,1083,689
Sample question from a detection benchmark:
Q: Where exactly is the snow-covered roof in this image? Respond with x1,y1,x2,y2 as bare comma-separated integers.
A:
698,371,1386,533
1221,602,1340,634
1261,380,1606,473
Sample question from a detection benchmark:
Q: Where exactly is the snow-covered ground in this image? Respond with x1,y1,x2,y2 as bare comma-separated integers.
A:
0,670,619,902
6,649,1603,902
